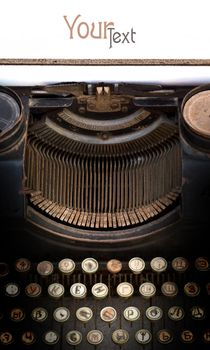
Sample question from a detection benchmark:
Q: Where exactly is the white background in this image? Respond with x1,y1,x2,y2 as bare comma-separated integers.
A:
0,0,210,59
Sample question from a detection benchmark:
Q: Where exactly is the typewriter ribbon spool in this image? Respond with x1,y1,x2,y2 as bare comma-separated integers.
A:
182,84,210,150
0,87,25,152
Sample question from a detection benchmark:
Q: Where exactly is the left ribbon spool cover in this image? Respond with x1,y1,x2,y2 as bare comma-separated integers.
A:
0,87,25,152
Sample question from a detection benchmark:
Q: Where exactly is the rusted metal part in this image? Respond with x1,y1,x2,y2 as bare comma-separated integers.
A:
77,86,131,113
183,90,210,138
1,58,210,65
37,84,179,113
29,190,180,229
40,83,132,113
58,108,150,132
25,106,181,229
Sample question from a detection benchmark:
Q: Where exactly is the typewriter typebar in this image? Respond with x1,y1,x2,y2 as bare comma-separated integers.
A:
1,82,210,349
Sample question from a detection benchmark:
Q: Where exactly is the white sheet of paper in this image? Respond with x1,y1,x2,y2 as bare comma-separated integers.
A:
0,0,210,85
0,0,209,59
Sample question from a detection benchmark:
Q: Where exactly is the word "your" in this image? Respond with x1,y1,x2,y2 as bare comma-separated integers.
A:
63,15,136,49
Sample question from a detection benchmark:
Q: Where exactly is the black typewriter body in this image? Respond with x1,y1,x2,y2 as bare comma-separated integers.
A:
0,82,210,349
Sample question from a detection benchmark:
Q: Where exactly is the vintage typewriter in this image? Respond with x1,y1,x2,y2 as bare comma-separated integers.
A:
0,81,210,349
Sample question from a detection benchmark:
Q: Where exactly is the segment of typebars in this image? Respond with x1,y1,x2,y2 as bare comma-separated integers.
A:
26,121,181,229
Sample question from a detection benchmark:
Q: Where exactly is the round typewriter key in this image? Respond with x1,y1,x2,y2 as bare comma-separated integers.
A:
15,258,31,273
100,306,117,323
22,331,36,345
0,331,13,345
58,258,75,274
191,306,205,320
139,282,156,298
76,307,93,322
157,329,173,344
10,308,25,322
146,306,163,321
37,261,54,276
0,263,9,277
172,257,189,272
180,330,194,343
128,257,145,274
135,329,152,344
31,307,48,322
203,329,210,343
206,282,210,295
25,283,42,297
66,330,82,346
91,283,108,299
168,306,185,321
117,282,134,298
195,257,209,271
43,331,59,345
123,306,140,322
161,282,178,297
81,258,98,274
5,282,20,297
48,283,64,299
87,330,103,345
70,283,87,299
150,257,167,272
184,282,200,297
53,307,70,322
112,329,129,345
107,259,122,273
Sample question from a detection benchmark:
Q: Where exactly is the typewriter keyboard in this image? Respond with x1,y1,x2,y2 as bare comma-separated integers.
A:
0,257,210,349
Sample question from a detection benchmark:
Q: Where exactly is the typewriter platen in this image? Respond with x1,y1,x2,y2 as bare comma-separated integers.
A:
0,82,210,349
